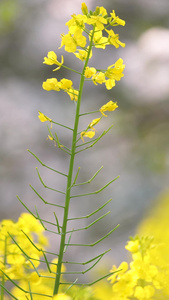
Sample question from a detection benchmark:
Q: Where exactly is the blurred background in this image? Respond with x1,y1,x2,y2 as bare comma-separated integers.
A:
1,0,169,276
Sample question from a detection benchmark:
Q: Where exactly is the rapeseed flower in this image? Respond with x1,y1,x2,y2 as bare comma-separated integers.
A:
92,72,105,85
66,14,87,34
105,58,125,81
89,118,101,129
105,78,115,90
86,15,107,31
38,111,52,128
100,101,118,117
42,78,60,91
74,47,92,61
84,66,96,78
0,213,48,285
58,78,73,90
60,29,86,53
80,118,101,142
134,285,155,299
92,30,108,49
81,2,88,15
43,51,64,71
80,130,95,142
110,10,125,26
67,88,79,101
106,29,125,48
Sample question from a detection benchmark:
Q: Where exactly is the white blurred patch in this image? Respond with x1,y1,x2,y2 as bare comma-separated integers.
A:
124,27,169,102
47,0,94,19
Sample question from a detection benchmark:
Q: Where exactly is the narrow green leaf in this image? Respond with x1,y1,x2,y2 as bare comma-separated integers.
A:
54,212,61,234
66,212,110,233
16,196,36,218
72,166,103,187
66,224,120,247
68,198,112,221
28,150,68,177
21,230,42,252
0,283,18,300
36,168,66,195
30,184,65,208
42,250,52,273
71,176,119,198
35,207,47,230
0,270,28,293
64,230,73,253
72,167,81,185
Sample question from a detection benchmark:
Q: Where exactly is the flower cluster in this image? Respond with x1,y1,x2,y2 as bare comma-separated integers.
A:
0,213,69,299
42,3,125,99
0,213,48,284
105,236,169,299
42,76,79,101
85,58,125,90
11,258,66,300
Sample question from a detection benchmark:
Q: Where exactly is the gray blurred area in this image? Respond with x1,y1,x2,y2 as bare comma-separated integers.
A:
1,0,169,270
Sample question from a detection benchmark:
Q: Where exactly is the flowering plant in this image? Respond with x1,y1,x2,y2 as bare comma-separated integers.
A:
0,3,126,299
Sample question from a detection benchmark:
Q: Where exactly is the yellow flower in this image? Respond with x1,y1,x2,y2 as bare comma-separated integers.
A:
81,130,95,142
92,72,105,85
125,240,140,253
43,51,64,71
81,2,88,15
7,244,25,265
108,261,128,284
87,15,107,31
99,6,108,17
47,135,55,142
73,29,87,48
110,10,125,26
18,213,44,234
42,78,60,91
105,29,125,48
58,78,73,90
86,6,108,30
38,112,52,127
100,101,118,117
60,33,76,53
66,14,87,34
0,219,18,238
134,285,155,299
89,118,101,129
60,29,86,53
74,48,92,61
29,271,41,284
67,88,79,101
106,58,125,81
105,79,115,90
84,66,96,78
92,30,108,49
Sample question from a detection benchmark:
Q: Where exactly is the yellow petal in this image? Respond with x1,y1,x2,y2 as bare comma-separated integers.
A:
81,130,95,142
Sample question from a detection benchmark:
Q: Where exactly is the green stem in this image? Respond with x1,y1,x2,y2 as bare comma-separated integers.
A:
53,29,95,295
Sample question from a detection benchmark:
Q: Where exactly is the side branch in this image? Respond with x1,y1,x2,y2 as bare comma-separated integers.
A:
28,150,68,177
72,166,103,187
65,224,120,247
68,198,112,221
70,176,119,198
